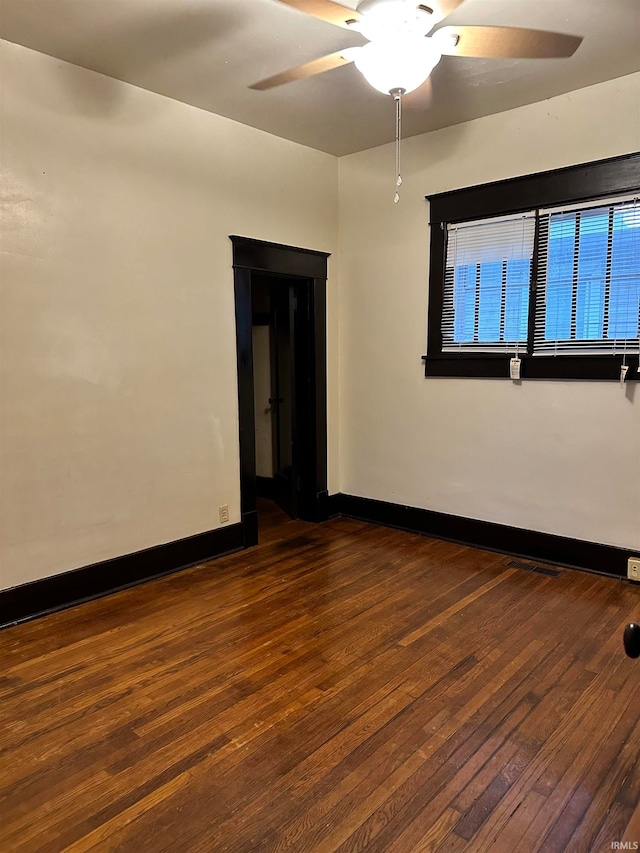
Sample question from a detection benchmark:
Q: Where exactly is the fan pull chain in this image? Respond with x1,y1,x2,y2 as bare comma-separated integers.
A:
392,88,404,204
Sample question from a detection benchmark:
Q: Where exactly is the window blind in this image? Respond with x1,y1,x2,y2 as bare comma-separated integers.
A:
443,213,536,353
534,195,640,355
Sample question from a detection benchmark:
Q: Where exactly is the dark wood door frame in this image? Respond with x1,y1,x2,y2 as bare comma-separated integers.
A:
230,236,330,547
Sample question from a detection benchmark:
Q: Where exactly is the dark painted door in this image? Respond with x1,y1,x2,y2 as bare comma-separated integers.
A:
271,284,297,518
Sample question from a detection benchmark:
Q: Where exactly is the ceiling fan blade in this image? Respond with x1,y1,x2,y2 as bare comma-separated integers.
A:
250,50,354,90
432,25,582,58
426,0,466,26
276,0,362,29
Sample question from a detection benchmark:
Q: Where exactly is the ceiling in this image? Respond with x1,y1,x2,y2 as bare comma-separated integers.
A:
1,0,638,155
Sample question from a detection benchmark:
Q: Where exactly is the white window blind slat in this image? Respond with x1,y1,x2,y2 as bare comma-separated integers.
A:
443,213,535,353
533,197,640,356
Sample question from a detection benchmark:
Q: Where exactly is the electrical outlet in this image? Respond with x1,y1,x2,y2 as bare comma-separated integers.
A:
628,558,640,582
219,504,229,524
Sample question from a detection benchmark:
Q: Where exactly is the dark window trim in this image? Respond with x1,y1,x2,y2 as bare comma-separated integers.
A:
424,152,640,380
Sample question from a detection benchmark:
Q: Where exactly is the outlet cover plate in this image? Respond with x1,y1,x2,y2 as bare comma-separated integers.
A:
628,558,640,581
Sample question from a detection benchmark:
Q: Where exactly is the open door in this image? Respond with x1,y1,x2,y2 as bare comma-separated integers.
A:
271,284,297,518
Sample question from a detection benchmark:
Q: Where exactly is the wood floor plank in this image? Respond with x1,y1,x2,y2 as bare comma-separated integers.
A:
1,499,638,852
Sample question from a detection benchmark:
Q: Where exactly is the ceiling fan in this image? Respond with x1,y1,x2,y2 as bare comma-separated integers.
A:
250,0,583,200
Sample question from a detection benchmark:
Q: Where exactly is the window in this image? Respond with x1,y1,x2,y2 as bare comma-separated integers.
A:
535,197,640,356
443,213,535,353
425,153,640,379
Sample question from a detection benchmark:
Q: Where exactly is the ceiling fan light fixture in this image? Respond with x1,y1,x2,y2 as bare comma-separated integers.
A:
354,37,441,94
251,1,584,204
356,0,435,41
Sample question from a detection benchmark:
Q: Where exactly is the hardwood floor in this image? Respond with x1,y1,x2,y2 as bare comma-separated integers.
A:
1,501,639,852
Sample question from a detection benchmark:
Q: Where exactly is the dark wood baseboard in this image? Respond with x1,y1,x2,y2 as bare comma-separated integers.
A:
242,511,259,548
0,522,244,630
3,492,631,630
325,493,342,519
334,494,633,578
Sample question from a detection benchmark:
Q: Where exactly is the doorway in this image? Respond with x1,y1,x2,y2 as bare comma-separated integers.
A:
252,274,308,519
231,237,330,547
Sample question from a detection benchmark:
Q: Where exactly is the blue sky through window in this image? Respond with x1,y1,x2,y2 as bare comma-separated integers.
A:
545,205,640,343
610,208,640,338
453,260,530,343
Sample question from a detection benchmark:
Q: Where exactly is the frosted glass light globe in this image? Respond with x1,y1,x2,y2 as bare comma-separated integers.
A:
354,38,441,95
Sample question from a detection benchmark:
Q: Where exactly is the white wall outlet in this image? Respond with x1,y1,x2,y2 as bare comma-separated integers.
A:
219,504,229,524
628,558,640,582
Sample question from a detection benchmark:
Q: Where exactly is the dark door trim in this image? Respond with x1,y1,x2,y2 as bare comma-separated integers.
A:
230,236,330,547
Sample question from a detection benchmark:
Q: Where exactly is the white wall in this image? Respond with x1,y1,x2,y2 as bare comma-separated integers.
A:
0,40,339,590
339,73,640,550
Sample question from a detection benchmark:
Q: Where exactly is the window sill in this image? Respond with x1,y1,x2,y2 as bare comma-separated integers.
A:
422,353,640,380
